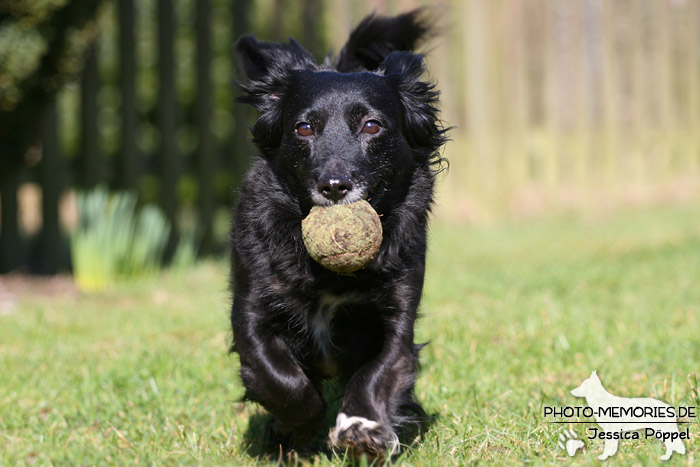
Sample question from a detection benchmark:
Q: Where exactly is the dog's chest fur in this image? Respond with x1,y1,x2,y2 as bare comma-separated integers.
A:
309,292,364,373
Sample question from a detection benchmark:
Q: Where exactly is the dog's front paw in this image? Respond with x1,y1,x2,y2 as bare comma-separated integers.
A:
329,413,400,459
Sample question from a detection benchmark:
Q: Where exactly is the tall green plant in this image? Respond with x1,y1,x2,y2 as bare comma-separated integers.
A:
71,187,171,291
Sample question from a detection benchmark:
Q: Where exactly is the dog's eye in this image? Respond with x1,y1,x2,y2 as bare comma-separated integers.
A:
361,120,381,135
296,122,314,137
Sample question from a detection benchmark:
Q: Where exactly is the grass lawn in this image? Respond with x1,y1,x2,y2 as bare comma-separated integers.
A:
1,203,699,465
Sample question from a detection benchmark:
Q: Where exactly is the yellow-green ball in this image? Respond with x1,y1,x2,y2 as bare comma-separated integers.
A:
301,200,383,273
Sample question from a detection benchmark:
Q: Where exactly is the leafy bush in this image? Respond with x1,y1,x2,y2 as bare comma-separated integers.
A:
71,187,178,291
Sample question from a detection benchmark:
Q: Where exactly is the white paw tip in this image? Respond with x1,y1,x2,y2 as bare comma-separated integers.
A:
330,412,400,456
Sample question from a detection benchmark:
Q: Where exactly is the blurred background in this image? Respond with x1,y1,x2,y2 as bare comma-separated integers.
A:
1,0,699,277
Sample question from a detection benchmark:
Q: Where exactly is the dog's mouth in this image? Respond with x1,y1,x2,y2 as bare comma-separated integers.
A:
363,181,380,206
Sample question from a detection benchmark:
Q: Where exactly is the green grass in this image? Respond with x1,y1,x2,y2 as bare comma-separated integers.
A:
1,203,699,465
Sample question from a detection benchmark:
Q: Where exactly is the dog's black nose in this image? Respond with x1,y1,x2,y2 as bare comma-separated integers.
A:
317,174,353,202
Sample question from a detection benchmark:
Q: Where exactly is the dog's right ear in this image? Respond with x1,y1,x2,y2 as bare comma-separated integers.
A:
235,35,316,111
235,36,317,153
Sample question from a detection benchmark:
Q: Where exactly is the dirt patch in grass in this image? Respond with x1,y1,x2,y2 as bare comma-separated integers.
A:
0,274,77,314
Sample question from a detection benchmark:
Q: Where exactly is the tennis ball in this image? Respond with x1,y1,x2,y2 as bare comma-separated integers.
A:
301,200,382,273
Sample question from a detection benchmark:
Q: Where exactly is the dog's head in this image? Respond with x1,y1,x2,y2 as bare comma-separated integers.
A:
235,10,447,213
571,370,602,398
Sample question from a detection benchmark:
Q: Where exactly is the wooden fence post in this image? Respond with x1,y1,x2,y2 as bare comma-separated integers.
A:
158,0,179,257
40,99,61,274
119,0,139,189
230,0,253,207
81,42,100,188
196,0,214,255
690,0,700,172
303,0,320,58
0,174,20,273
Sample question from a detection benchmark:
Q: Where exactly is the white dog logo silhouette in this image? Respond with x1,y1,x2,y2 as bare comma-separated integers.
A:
571,371,686,461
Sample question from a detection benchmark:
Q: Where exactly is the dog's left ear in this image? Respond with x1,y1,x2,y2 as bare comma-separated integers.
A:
336,9,434,73
381,51,447,153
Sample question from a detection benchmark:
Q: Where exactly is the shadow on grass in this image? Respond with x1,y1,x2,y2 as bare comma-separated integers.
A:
241,385,438,465
241,383,341,463
241,411,334,463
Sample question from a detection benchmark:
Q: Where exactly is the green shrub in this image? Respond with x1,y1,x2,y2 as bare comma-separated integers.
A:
70,187,172,291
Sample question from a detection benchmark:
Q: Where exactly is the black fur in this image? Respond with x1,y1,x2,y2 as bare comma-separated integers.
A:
230,9,447,458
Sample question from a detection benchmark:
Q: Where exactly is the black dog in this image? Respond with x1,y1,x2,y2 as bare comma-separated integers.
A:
230,10,447,458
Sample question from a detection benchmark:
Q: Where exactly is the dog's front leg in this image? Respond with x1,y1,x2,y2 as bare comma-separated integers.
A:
233,306,325,440
330,315,420,458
